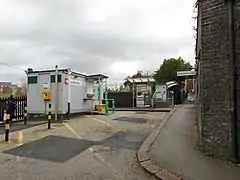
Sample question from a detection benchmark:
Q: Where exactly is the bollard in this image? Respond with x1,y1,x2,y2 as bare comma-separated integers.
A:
67,102,70,120
112,100,115,114
17,131,23,144
48,104,51,129
5,113,10,142
24,106,27,125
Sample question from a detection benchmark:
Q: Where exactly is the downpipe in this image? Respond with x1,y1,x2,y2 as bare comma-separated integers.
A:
225,0,239,163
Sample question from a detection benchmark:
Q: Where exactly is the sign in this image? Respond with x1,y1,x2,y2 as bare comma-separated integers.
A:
177,71,196,77
69,78,86,86
43,83,49,89
64,78,69,84
136,84,147,92
155,84,167,101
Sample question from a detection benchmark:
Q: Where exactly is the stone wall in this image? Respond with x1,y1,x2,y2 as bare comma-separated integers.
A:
196,0,240,158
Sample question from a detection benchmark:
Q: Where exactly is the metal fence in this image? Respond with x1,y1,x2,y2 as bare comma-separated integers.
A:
0,96,27,122
106,92,136,108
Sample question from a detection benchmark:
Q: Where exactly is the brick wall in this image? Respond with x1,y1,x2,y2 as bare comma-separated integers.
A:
196,0,240,158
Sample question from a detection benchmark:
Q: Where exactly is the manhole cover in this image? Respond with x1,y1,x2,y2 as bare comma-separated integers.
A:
113,117,148,124
102,131,146,150
3,135,94,163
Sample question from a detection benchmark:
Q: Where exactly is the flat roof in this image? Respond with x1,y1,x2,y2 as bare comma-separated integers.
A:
26,68,108,79
27,68,69,74
86,74,109,80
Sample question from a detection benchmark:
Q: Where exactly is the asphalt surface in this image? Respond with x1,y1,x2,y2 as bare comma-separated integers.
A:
0,121,47,135
0,111,167,180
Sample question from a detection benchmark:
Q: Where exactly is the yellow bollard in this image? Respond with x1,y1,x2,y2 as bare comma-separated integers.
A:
17,131,23,144
3,110,6,122
5,113,10,142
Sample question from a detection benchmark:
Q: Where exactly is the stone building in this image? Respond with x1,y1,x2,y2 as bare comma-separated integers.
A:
195,0,240,161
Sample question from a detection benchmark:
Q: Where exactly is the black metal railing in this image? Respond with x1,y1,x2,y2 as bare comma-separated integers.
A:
103,92,136,108
0,96,27,122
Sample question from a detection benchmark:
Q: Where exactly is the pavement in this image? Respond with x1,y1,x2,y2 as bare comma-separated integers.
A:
114,108,171,112
138,104,240,180
0,110,168,180
0,120,47,135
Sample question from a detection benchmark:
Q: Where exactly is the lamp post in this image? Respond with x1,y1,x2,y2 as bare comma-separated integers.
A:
55,65,58,122
68,68,71,120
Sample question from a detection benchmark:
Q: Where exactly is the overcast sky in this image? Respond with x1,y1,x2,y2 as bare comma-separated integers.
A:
0,0,196,85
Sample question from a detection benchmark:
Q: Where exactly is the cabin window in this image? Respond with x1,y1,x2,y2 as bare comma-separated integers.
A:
28,76,38,84
50,74,62,83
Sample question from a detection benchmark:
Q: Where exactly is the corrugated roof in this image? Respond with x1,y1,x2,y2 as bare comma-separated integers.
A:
165,81,178,89
125,77,155,83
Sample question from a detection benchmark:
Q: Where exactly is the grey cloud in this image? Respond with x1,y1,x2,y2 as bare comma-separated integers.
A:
14,29,191,60
0,0,195,84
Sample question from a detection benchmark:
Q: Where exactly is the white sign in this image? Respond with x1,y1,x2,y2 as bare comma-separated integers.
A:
177,71,196,77
155,84,167,101
43,83,49,89
136,84,147,92
70,78,86,86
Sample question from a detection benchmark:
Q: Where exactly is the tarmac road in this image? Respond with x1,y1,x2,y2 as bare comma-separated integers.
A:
0,111,167,180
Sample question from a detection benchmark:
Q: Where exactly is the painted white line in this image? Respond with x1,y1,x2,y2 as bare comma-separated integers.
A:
63,122,118,173
63,122,83,139
86,115,122,131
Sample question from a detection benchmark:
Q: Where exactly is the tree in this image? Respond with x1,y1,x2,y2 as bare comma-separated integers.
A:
19,78,27,96
2,86,12,94
154,57,192,83
14,87,24,96
130,70,153,79
124,70,153,88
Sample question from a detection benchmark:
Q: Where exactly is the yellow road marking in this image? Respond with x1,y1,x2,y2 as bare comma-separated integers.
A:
62,122,119,173
86,115,122,131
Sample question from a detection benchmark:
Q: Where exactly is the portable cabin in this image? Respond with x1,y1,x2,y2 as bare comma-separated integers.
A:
26,68,108,116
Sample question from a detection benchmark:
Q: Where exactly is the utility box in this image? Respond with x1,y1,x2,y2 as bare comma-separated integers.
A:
26,68,108,115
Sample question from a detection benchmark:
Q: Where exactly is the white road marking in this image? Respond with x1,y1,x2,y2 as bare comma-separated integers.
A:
86,115,122,131
63,122,83,139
